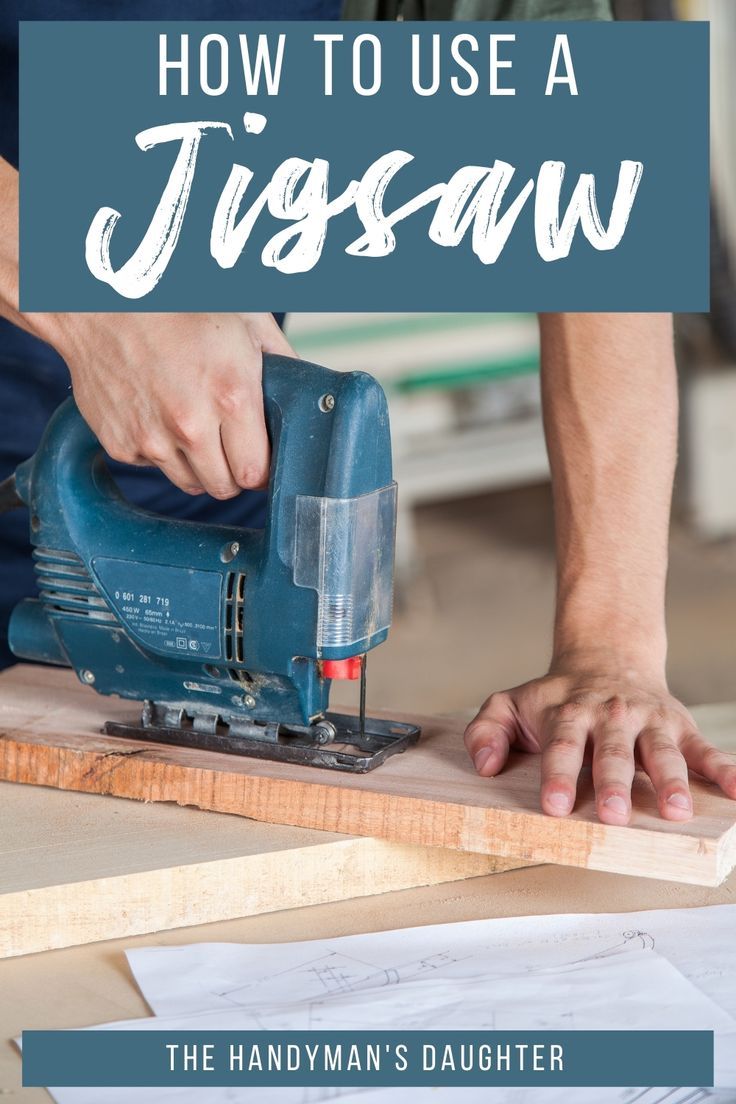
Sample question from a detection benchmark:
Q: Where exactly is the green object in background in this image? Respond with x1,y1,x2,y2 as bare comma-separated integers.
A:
293,314,540,393
294,312,534,352
391,350,540,393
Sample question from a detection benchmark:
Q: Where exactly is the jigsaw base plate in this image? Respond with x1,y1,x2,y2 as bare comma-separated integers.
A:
102,712,420,773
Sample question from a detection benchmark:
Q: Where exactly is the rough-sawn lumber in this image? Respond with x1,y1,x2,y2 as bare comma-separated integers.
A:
1,665,735,887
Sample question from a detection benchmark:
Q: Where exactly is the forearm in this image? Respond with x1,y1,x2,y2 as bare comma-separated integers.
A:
539,312,677,677
0,156,31,334
0,156,66,347
468,316,734,821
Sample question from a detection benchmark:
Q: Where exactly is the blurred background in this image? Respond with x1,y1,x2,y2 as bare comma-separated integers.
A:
290,0,736,719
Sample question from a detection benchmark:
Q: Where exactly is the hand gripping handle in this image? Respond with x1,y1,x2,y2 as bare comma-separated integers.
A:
13,355,393,554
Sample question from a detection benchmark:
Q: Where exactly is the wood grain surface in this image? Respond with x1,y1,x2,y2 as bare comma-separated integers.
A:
1,664,735,887
0,776,524,959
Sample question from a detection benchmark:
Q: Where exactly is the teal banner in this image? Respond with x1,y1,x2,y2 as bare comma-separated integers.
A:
19,20,708,312
22,1029,714,1088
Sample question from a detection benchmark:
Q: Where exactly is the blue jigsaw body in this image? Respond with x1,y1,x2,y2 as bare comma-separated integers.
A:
2,356,418,772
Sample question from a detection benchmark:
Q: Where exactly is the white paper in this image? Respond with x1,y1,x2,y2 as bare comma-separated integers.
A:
128,903,736,1022
331,1091,734,1104
34,904,736,1104
126,902,736,1094
42,949,735,1104
44,1086,736,1104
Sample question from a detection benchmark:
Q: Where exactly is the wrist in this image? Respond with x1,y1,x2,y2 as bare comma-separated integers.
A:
550,636,668,684
25,310,74,355
553,583,667,679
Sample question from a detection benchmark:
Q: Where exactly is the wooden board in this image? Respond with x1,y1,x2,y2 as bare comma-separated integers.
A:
1,664,736,887
0,779,522,962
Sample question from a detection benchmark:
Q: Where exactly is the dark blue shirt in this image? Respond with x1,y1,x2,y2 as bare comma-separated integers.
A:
3,0,342,169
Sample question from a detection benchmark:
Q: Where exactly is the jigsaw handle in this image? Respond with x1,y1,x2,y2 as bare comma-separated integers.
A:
15,353,394,556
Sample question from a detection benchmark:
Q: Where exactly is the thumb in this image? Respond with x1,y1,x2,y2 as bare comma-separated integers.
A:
464,691,518,777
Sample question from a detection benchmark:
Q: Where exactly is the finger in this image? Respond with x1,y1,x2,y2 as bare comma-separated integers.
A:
155,449,205,496
165,403,242,499
220,381,271,490
181,426,241,500
679,732,736,801
591,717,638,826
115,434,205,496
540,704,590,818
637,728,693,820
464,692,516,777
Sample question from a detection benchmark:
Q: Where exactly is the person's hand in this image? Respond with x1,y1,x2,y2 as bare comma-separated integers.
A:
39,311,295,499
464,657,736,825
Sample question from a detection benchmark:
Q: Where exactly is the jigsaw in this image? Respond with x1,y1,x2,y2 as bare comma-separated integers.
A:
0,355,419,772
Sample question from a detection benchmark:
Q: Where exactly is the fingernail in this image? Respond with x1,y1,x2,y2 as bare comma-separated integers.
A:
603,795,628,816
474,748,492,773
547,791,572,814
667,793,691,811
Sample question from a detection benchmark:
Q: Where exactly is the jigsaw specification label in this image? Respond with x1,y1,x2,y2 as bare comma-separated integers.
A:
93,558,222,660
